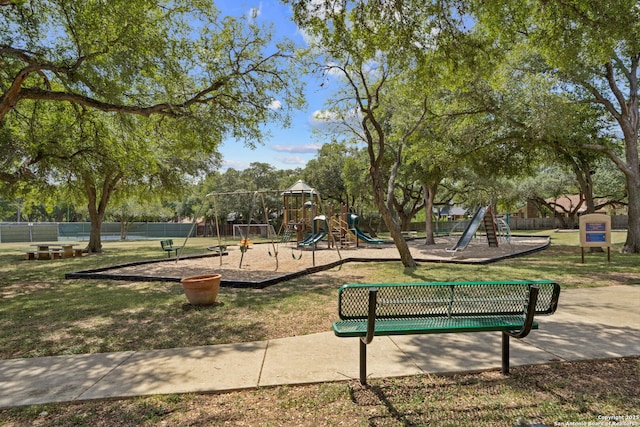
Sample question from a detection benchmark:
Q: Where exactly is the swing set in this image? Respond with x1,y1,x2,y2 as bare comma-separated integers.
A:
178,181,343,271
206,190,281,269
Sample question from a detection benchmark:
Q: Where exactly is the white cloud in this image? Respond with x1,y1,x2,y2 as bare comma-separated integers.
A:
304,0,342,20
296,0,344,48
267,99,282,110
323,62,345,77
271,143,322,153
222,159,249,170
310,109,339,124
309,109,341,132
309,108,361,131
275,155,307,165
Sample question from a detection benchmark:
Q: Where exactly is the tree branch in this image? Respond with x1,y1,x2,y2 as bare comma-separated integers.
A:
15,75,227,118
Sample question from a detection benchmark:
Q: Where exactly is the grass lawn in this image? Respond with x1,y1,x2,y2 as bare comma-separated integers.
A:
0,231,638,426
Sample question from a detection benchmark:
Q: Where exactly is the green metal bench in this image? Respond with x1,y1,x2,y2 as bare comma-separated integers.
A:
333,280,561,384
160,239,179,257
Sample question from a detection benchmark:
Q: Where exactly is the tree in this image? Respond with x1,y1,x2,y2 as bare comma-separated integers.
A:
44,107,212,251
519,166,582,228
340,147,376,214
110,198,173,240
1,0,305,251
473,0,640,252
287,0,464,267
242,163,280,192
1,0,304,181
240,162,286,227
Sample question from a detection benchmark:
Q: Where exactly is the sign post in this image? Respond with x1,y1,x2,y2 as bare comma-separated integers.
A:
578,214,611,263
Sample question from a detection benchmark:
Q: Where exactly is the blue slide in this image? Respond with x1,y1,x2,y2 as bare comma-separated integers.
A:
352,227,385,244
446,206,488,253
347,213,385,244
297,231,327,247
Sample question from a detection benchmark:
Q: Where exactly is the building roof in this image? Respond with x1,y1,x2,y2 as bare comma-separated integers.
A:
438,206,468,216
545,195,586,213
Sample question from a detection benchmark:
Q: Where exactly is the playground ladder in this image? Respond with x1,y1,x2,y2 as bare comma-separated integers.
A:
280,229,293,244
483,206,499,248
333,217,356,248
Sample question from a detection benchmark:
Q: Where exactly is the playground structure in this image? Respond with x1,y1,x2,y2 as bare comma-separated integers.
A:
296,206,386,249
346,212,384,245
281,180,322,243
179,186,515,269
280,180,384,249
68,195,549,286
176,180,393,272
446,205,511,254
177,181,383,271
297,215,328,247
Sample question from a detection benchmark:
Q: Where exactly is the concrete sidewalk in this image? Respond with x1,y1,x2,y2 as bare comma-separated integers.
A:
1,286,638,409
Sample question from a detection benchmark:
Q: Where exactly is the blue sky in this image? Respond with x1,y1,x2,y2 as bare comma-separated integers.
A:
216,1,329,171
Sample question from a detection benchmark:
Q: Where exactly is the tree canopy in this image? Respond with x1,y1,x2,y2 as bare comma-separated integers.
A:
2,0,637,255
1,0,306,251
1,0,305,183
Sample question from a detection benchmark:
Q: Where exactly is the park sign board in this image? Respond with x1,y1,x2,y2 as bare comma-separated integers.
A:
578,213,611,263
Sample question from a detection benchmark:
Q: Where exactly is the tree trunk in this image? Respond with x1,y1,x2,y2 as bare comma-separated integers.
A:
399,215,411,231
571,155,596,214
610,121,640,253
120,221,128,240
623,171,640,253
593,60,640,253
370,165,417,268
620,65,640,253
423,182,437,245
84,171,121,253
87,211,103,253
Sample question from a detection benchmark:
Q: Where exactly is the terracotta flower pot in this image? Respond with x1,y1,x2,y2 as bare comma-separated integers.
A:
180,274,221,306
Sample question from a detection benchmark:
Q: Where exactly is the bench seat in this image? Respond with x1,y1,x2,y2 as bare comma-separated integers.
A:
50,249,63,259
160,239,179,257
334,315,538,337
334,280,560,384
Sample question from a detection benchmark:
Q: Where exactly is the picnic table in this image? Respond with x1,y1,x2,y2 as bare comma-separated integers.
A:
55,244,81,258
25,243,82,260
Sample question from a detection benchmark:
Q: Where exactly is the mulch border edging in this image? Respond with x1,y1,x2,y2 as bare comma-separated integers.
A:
64,237,550,289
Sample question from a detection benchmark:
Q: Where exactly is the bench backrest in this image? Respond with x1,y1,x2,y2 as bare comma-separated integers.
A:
337,280,560,320
161,239,174,249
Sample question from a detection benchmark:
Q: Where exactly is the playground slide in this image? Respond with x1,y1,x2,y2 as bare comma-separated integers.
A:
351,227,385,244
346,213,384,244
446,206,488,253
297,231,327,247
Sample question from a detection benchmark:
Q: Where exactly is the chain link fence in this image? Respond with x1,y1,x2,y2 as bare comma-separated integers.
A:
0,222,196,243
1,215,628,243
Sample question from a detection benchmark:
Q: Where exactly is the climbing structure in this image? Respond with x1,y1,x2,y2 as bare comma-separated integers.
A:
483,206,499,248
446,205,500,253
281,180,321,243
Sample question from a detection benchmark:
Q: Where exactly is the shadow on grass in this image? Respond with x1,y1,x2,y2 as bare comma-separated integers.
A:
0,281,273,359
347,357,639,426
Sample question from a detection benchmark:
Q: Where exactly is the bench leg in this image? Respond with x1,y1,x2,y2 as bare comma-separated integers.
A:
502,332,510,375
359,339,368,385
